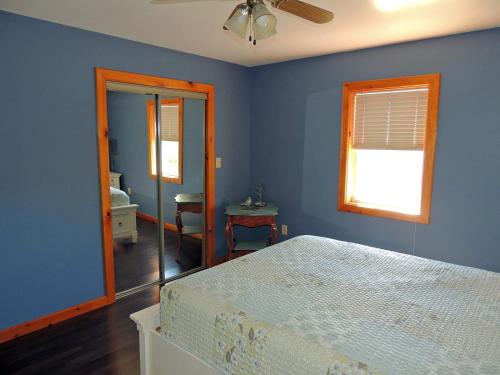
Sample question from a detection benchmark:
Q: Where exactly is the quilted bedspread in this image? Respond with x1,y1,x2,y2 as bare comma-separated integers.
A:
160,235,500,374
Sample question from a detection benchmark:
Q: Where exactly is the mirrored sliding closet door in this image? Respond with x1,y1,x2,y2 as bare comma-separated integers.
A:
106,88,160,294
157,95,205,278
104,82,207,296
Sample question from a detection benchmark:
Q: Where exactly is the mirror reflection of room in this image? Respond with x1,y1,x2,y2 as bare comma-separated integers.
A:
155,97,204,278
107,91,160,294
107,88,205,293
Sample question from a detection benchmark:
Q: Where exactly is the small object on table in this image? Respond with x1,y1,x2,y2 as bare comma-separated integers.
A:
225,203,278,260
255,181,266,207
240,196,253,207
175,193,203,262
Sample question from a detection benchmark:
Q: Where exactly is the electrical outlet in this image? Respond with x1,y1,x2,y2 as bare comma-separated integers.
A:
281,224,288,236
127,187,132,195
216,157,222,169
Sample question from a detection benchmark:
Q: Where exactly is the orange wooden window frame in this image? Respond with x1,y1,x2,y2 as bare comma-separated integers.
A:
338,73,441,224
146,98,183,185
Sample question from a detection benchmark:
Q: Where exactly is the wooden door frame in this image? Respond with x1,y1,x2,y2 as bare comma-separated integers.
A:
95,68,216,303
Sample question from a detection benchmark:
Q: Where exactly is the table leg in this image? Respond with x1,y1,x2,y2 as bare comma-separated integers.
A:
225,217,234,259
269,222,278,245
175,209,182,262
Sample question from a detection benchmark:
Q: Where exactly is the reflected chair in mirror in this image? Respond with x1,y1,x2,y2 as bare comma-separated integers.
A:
174,193,203,262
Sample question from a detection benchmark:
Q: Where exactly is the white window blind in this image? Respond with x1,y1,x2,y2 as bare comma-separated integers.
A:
352,88,429,150
160,104,179,142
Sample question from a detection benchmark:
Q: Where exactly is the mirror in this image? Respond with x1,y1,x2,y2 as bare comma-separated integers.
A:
105,84,207,295
158,97,205,278
106,90,160,293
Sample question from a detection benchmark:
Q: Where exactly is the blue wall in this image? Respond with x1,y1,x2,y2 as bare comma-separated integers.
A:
1,9,499,331
107,91,204,226
250,28,500,272
0,11,251,329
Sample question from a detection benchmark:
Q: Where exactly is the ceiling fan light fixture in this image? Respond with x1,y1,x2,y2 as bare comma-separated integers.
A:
252,2,277,40
223,3,251,39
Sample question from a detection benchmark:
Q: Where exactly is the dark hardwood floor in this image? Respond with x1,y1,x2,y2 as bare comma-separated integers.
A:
0,219,202,374
0,288,159,375
114,218,202,292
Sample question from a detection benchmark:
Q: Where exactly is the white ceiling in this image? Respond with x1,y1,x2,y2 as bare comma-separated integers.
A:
1,0,500,66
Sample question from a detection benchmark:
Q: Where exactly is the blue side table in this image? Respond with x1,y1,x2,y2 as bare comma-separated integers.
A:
225,204,279,260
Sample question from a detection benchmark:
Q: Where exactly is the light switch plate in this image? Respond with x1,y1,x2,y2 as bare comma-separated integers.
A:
127,187,132,195
281,224,288,236
216,157,222,169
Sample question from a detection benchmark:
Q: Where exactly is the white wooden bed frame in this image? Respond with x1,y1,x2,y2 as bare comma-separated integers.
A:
131,304,218,375
112,204,139,243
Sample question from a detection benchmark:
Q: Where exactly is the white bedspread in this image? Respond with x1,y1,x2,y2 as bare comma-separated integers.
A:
110,186,130,207
160,235,500,374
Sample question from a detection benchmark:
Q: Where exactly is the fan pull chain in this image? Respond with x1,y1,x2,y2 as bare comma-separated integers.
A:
248,13,253,42
248,19,252,42
249,13,256,45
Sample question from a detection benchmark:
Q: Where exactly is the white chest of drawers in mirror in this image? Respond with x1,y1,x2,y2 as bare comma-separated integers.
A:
110,171,122,189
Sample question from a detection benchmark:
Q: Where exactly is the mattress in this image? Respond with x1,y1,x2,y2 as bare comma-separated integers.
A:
110,186,130,207
160,235,500,374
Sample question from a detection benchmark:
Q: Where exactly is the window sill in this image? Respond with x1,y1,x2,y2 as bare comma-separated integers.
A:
149,174,182,185
338,201,429,224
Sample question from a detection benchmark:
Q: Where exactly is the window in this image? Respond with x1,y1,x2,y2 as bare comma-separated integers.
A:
147,98,183,184
338,74,440,223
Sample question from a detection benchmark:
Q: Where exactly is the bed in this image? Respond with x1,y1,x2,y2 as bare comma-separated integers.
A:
131,235,500,375
111,186,138,243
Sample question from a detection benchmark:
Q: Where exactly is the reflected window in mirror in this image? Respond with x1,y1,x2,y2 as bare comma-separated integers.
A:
147,98,183,184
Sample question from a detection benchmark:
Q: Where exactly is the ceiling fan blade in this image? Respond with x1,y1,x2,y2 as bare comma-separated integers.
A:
273,0,334,24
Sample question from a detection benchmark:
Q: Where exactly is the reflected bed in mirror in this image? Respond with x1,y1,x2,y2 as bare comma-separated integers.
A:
110,186,138,244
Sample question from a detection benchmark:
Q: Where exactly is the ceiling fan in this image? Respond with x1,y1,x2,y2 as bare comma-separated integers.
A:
151,0,334,45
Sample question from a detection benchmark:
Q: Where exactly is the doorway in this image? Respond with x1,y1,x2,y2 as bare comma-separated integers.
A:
95,68,215,302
